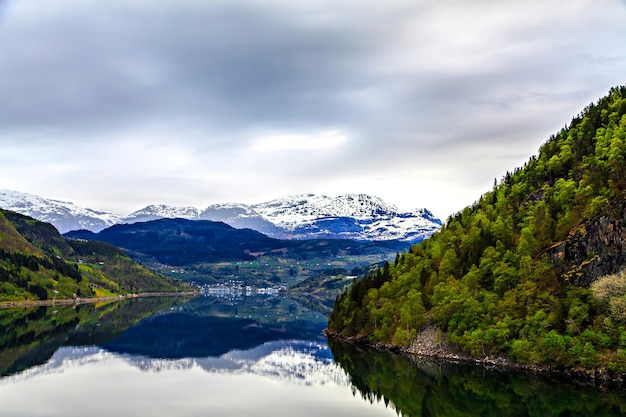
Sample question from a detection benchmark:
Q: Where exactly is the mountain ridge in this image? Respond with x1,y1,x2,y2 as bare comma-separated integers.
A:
0,189,123,233
0,191,441,242
197,193,441,243
64,217,410,269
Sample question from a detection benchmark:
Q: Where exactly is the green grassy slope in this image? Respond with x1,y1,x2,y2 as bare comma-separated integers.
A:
0,210,189,301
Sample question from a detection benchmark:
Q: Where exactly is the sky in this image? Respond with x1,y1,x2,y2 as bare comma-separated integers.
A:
1,0,625,220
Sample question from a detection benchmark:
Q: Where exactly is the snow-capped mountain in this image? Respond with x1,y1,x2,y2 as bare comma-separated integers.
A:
124,204,200,224
0,189,122,233
198,203,286,237
0,190,442,242
124,194,441,242
201,194,442,242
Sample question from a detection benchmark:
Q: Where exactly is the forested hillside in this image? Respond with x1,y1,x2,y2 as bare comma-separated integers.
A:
0,210,188,301
328,86,626,370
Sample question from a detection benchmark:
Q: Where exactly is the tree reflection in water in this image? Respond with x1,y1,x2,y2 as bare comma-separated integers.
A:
329,340,626,417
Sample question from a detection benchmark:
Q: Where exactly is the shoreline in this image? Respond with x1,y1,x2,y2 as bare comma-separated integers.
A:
0,291,199,308
325,325,626,387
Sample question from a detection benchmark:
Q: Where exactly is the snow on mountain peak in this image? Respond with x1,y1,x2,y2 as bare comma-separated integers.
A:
0,190,441,242
0,189,122,233
245,194,432,239
124,205,200,223
254,193,397,222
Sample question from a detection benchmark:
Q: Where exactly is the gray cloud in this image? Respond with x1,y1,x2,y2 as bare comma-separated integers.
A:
1,0,625,218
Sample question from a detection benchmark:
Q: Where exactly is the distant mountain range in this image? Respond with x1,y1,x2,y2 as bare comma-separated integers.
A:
64,218,409,266
0,190,442,243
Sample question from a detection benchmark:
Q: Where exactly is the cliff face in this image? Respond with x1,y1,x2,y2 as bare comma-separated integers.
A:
550,194,626,287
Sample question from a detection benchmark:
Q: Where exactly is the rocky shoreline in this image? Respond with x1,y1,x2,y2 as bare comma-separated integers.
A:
325,324,626,387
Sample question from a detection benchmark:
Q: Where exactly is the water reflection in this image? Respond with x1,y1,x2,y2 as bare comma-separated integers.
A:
0,296,397,417
330,340,626,417
5,340,348,385
3,295,626,417
0,297,183,377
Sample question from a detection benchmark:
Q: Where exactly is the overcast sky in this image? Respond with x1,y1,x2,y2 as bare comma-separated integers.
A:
1,0,625,219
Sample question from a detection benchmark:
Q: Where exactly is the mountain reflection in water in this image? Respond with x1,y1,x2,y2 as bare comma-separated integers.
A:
0,295,398,417
4,340,348,386
3,295,626,417
102,312,325,359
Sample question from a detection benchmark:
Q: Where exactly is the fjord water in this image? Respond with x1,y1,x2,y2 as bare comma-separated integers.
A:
1,296,626,417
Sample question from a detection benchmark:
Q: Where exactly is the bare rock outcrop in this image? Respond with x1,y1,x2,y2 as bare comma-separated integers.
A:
549,196,626,287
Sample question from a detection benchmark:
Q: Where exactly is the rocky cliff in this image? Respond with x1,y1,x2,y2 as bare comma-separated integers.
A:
550,192,626,287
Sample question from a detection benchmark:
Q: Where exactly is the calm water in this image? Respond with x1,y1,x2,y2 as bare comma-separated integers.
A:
1,295,626,417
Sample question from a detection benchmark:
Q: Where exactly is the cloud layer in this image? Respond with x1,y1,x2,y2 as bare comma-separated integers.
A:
1,0,625,217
